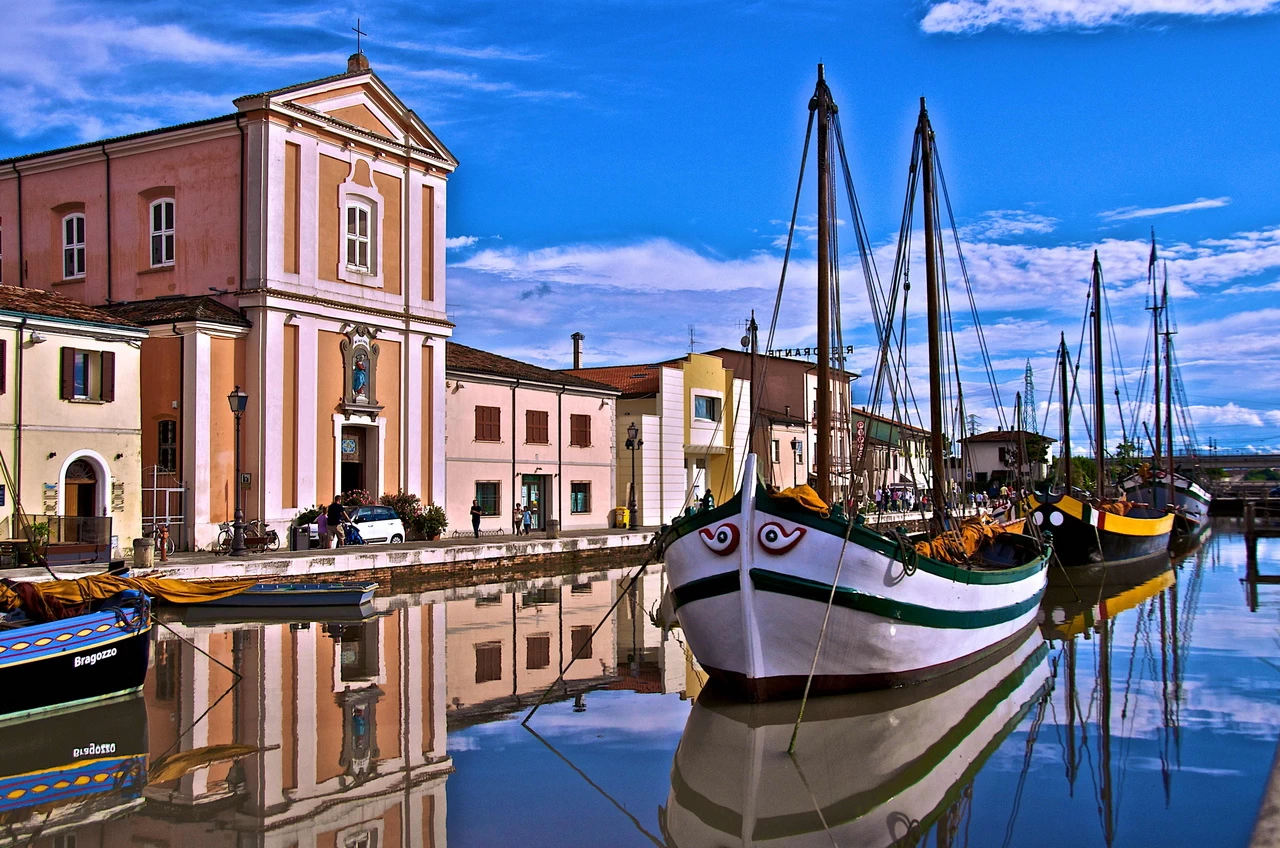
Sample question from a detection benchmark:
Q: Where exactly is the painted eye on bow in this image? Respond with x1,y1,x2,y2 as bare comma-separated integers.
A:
758,522,805,555
698,523,740,556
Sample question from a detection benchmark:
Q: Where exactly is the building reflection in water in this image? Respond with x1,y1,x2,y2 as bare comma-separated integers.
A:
1,564,677,847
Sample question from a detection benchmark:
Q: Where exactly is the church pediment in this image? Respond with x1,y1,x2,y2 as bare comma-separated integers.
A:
235,66,457,169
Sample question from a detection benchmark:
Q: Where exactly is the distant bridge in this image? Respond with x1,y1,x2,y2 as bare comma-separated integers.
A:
1169,454,1280,471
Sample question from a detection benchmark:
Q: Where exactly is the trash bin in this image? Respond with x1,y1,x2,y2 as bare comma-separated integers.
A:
290,524,313,551
546,519,560,539
613,507,630,529
132,538,154,569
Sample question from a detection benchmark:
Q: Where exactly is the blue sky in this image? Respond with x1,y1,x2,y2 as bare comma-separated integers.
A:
5,0,1280,453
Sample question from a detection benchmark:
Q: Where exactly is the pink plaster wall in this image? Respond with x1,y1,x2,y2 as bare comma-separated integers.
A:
0,129,242,305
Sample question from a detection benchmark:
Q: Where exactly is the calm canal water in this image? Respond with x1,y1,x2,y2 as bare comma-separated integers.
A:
5,521,1279,847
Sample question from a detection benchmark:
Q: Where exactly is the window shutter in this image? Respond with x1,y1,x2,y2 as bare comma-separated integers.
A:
0,339,6,395
60,347,75,399
101,351,116,402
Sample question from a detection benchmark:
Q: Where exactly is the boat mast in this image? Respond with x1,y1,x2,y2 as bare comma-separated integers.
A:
814,65,834,502
919,98,948,527
1091,252,1107,496
1151,231,1162,467
1163,265,1176,508
1100,613,1116,847
1060,333,1072,491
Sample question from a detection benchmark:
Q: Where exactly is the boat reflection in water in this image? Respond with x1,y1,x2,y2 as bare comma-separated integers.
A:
664,627,1051,847
1041,550,1197,846
0,695,149,845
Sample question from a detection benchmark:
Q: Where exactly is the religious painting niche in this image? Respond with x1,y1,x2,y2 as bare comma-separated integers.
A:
340,326,382,418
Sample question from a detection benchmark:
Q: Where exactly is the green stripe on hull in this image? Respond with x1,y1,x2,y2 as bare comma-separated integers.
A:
671,571,741,610
669,641,1050,840
749,568,1044,630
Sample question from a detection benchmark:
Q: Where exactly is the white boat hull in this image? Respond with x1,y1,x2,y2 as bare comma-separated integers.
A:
662,455,1049,701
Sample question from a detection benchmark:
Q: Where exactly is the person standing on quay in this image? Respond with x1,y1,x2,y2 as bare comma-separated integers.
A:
327,496,347,549
522,504,533,535
470,499,482,538
513,502,524,535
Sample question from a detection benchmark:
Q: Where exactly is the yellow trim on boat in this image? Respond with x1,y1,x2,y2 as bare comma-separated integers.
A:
1027,493,1174,537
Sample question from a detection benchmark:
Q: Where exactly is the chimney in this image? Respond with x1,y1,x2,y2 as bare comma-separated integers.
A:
571,332,585,369
347,52,371,73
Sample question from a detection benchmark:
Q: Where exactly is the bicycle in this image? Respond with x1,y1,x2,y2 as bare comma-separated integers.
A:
215,520,281,553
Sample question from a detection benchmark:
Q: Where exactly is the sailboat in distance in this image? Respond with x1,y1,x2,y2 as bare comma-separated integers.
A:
657,69,1051,702
1028,252,1173,574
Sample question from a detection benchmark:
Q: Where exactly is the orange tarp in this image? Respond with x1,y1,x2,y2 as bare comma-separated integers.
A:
914,515,1016,565
1,575,259,618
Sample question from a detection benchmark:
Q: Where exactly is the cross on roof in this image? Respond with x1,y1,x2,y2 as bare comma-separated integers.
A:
352,18,368,54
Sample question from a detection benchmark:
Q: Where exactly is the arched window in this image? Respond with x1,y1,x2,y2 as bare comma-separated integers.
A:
150,199,175,267
345,200,372,272
63,213,85,279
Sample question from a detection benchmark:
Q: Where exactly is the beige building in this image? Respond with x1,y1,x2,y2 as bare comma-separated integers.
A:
0,285,147,561
444,342,619,535
567,352,751,528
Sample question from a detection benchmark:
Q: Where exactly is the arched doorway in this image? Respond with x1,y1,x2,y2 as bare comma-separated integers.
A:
63,458,99,518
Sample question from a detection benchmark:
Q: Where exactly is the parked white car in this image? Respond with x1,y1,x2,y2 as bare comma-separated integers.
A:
306,505,405,545
348,505,405,544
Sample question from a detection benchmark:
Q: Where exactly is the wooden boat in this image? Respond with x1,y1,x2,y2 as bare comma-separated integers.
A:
1027,254,1173,568
1116,239,1211,541
0,591,151,721
659,73,1051,702
663,627,1051,847
0,694,147,843
196,581,378,608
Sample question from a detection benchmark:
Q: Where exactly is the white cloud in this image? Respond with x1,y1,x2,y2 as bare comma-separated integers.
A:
921,0,1280,33
445,236,480,249
962,209,1059,239
1100,196,1232,221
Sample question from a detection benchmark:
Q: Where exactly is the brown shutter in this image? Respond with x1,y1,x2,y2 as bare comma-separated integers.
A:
526,410,548,443
60,347,75,399
474,406,484,441
0,339,6,395
570,414,591,447
100,351,115,402
475,406,502,441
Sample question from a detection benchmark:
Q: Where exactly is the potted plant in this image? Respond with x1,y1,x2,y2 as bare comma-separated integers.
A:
380,491,427,540
420,504,447,541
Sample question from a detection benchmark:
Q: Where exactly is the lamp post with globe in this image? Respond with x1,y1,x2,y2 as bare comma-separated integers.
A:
228,386,249,556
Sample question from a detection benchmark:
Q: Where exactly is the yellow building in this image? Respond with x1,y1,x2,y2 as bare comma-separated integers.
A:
0,285,147,562
567,351,750,527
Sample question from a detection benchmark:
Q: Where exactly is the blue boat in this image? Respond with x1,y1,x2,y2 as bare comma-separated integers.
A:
0,591,151,721
199,581,378,608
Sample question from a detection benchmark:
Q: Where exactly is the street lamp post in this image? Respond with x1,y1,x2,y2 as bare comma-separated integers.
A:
228,385,249,556
791,437,803,488
625,421,643,529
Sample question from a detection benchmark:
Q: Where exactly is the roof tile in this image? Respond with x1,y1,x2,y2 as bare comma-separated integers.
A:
447,343,619,393
0,285,139,328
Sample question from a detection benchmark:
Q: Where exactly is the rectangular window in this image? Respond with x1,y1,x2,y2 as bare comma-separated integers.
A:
474,641,502,684
475,481,499,516
570,482,591,514
474,405,501,442
523,587,558,606
525,409,549,444
693,395,721,422
569,414,591,447
526,634,551,670
771,439,780,463
158,419,178,473
59,347,115,402
346,202,371,271
150,199,175,267
62,213,85,279
571,582,593,594
570,625,593,660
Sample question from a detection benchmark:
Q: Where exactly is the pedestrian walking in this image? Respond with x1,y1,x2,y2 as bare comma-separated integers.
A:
470,499,482,538
326,496,347,549
513,502,524,535
522,504,533,535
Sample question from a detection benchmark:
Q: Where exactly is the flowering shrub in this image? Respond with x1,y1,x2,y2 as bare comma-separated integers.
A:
340,489,375,507
378,491,447,537
293,505,323,527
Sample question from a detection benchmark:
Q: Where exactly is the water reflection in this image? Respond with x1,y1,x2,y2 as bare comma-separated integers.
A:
664,630,1050,847
7,531,1279,847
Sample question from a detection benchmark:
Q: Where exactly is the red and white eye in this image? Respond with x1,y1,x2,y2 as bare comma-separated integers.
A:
699,523,740,556
758,522,805,554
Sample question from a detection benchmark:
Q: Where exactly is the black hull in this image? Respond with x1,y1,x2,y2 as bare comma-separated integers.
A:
1043,510,1170,572
0,625,152,720
0,693,148,778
